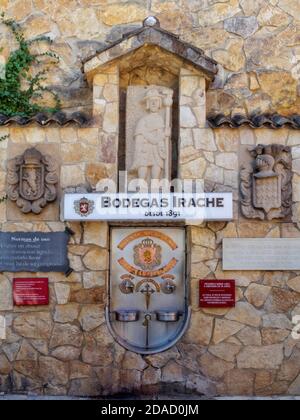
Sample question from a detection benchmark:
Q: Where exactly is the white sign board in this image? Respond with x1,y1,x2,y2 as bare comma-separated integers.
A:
223,238,300,271
62,193,233,222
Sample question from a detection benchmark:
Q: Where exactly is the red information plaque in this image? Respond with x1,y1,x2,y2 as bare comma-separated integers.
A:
199,280,235,308
13,278,49,306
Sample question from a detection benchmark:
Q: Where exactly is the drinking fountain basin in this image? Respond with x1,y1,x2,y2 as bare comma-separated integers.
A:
156,311,182,322
115,310,139,322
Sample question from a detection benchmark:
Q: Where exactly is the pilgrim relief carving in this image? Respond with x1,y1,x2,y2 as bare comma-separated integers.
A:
126,85,173,183
7,148,58,214
240,144,292,220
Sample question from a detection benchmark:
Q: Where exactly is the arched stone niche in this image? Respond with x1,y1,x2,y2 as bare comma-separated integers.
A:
84,17,217,190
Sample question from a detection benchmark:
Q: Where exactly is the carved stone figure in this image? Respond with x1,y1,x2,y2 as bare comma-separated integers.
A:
7,148,58,214
240,144,292,220
126,85,173,182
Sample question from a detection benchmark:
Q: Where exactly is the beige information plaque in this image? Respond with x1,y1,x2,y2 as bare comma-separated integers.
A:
223,238,300,271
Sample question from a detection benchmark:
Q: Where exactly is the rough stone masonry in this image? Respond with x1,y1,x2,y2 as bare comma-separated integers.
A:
0,1,300,398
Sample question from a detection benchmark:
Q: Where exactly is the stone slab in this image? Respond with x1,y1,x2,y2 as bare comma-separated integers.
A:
0,232,70,273
223,238,300,271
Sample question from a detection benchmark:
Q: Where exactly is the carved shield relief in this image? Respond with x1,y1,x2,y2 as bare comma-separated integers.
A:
20,163,45,201
7,148,58,214
253,174,281,213
107,228,190,354
240,144,292,220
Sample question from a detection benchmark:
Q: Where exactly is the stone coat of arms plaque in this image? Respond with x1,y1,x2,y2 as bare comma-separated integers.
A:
240,144,292,220
7,148,58,214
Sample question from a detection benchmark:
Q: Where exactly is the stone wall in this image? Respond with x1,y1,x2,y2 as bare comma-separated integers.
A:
1,0,300,399
0,0,299,116
0,124,300,396
0,124,114,396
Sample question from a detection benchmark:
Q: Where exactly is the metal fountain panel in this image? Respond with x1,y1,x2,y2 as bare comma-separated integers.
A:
107,227,190,354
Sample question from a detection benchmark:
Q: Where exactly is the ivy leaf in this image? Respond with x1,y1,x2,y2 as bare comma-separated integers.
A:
0,12,61,117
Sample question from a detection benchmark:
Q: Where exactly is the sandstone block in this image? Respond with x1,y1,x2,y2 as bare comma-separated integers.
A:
51,346,81,362
61,165,85,188
223,369,255,396
213,319,244,345
184,312,213,346
180,157,206,179
122,352,148,371
0,276,12,311
50,323,83,349
198,353,234,380
237,327,262,346
226,302,262,327
216,153,238,170
54,283,70,305
101,4,147,26
215,129,240,152
83,272,106,289
209,342,241,362
82,247,107,272
262,328,290,345
69,287,104,304
39,356,69,386
0,355,11,375
180,107,197,128
287,276,300,293
82,335,113,366
53,304,80,323
191,227,216,249
224,16,259,38
237,345,284,369
193,129,217,152
142,367,161,386
13,313,52,340
79,305,105,332
83,222,108,247
245,284,271,308
161,361,184,383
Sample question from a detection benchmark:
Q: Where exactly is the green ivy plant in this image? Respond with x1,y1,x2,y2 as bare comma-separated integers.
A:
0,133,9,201
0,134,9,142
0,13,61,117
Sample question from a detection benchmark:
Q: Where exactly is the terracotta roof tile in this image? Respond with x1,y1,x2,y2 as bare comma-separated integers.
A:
0,111,91,127
208,114,300,129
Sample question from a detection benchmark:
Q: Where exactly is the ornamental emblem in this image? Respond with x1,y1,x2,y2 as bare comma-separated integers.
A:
253,154,281,213
7,148,58,214
74,197,95,217
240,144,292,220
133,238,162,271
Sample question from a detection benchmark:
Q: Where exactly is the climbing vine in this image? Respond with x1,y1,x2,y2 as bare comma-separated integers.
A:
0,133,9,201
0,134,9,142
0,13,61,117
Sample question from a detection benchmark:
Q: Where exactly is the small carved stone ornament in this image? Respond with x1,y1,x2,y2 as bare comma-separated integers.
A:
7,148,58,214
240,144,292,220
